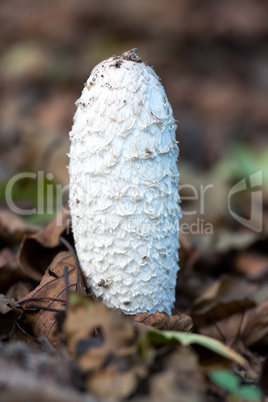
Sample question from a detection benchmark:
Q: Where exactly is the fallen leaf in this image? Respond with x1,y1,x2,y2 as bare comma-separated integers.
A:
0,294,23,339
198,299,268,351
208,369,262,400
64,294,151,399
18,208,72,280
149,346,205,402
0,209,38,244
242,299,268,350
148,330,248,367
6,281,33,301
199,311,248,346
190,275,258,326
0,247,29,293
132,311,193,332
19,251,84,346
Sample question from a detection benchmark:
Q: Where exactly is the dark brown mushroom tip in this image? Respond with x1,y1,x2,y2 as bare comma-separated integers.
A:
122,48,143,63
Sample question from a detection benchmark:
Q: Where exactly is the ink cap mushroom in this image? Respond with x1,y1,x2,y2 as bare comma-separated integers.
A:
69,49,180,315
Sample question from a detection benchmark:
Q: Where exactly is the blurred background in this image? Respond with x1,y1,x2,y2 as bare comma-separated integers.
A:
0,0,267,238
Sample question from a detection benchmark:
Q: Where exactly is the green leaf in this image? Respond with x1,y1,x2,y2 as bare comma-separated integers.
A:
235,385,262,400
209,371,262,400
148,330,247,366
209,370,240,392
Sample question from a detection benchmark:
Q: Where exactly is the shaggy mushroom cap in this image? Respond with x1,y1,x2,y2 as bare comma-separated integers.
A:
69,49,180,314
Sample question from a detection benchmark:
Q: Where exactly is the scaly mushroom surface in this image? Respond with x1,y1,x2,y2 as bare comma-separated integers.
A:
69,49,180,314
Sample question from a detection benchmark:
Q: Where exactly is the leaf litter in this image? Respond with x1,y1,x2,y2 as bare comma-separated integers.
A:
1,1,268,399
0,208,267,401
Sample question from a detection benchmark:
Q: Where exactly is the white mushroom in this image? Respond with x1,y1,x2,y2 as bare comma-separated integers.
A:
69,49,180,314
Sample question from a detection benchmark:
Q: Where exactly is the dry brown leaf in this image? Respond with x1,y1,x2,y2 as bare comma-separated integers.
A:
189,275,268,352
18,208,72,280
132,311,193,332
19,251,85,346
64,296,151,400
198,299,268,351
242,299,268,349
149,346,205,402
0,294,23,339
6,281,33,301
190,275,258,327
23,208,71,249
199,312,248,346
0,209,38,244
0,247,29,293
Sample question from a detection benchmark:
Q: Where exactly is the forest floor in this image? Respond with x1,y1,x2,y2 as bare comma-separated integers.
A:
0,1,268,401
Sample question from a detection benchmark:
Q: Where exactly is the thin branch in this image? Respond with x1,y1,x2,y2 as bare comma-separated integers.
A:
18,296,66,305
63,265,69,310
25,304,65,313
15,321,36,341
60,236,81,293
208,312,227,343
232,308,246,346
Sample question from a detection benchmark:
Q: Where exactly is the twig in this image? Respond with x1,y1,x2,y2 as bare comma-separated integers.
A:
231,308,246,347
18,296,66,305
15,321,36,341
60,236,81,293
63,265,69,310
24,304,65,313
209,312,226,343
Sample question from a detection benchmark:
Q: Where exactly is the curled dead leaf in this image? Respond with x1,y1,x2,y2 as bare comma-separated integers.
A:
19,251,85,346
132,311,193,332
18,208,72,280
